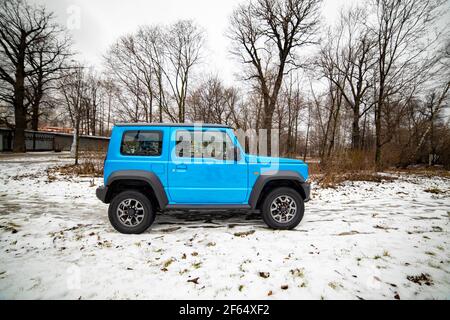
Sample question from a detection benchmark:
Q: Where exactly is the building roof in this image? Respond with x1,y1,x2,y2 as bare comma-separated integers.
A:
0,127,110,140
114,122,230,128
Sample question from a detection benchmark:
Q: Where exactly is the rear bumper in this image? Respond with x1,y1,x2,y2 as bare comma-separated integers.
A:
302,182,311,202
96,185,108,203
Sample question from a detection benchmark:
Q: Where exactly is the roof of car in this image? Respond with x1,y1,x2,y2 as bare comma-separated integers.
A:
115,122,231,128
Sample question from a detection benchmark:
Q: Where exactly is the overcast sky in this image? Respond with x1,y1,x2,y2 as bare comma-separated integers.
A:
25,0,346,83
29,0,448,87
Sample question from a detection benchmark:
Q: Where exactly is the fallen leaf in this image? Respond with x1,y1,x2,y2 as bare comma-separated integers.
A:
406,273,433,286
234,230,255,237
337,230,360,236
162,258,175,269
187,277,199,284
159,227,181,233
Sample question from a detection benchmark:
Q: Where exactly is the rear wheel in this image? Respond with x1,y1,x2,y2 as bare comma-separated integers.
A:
108,190,155,234
261,187,304,230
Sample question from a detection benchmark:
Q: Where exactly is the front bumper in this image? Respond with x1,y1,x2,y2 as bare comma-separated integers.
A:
302,182,311,202
96,185,108,203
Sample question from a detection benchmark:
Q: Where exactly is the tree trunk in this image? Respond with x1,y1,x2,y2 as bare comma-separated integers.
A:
262,112,272,156
321,101,334,160
375,72,384,169
327,91,342,158
31,73,44,131
71,122,81,165
71,127,78,157
351,103,361,150
375,102,382,169
303,103,311,162
13,33,27,153
31,102,39,131
13,105,27,153
75,130,80,165
107,95,112,134
91,102,97,136
361,112,367,149
429,115,436,165
31,88,43,131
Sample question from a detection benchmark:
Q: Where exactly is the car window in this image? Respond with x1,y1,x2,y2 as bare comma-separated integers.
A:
175,130,234,160
121,130,162,156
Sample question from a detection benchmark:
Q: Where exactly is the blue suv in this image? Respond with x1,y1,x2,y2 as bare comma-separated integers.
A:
96,123,310,234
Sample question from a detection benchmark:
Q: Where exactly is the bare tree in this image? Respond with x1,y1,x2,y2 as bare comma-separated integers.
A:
411,82,450,164
82,70,101,136
276,73,304,156
164,20,204,122
59,66,86,164
303,99,312,161
100,77,117,134
186,75,238,124
0,0,70,151
318,6,376,150
104,33,155,123
229,0,321,153
26,20,72,131
371,0,446,168
137,26,167,122
105,21,204,124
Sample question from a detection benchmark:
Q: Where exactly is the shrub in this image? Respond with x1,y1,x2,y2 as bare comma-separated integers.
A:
48,151,105,177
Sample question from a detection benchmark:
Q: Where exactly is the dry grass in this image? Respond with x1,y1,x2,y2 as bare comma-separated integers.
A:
315,171,396,188
48,151,105,178
307,150,396,188
50,163,103,177
423,188,445,194
388,166,450,178
306,150,450,187
307,161,321,176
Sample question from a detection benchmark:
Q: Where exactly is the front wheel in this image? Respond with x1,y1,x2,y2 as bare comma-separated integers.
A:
108,190,155,234
261,187,304,230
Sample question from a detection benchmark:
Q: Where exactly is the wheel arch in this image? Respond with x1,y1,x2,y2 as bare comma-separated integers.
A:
105,170,168,210
249,171,308,209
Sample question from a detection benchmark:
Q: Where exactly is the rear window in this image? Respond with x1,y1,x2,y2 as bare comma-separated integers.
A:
120,130,162,156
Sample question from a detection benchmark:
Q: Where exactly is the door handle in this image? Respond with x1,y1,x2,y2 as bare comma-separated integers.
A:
175,164,187,170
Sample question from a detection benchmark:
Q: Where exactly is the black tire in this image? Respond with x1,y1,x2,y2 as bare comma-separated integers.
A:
108,190,155,234
261,187,304,230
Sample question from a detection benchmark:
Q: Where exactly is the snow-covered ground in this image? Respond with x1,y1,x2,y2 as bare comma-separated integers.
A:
0,152,449,300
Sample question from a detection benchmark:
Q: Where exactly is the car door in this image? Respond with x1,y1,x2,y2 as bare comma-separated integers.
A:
167,127,248,204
